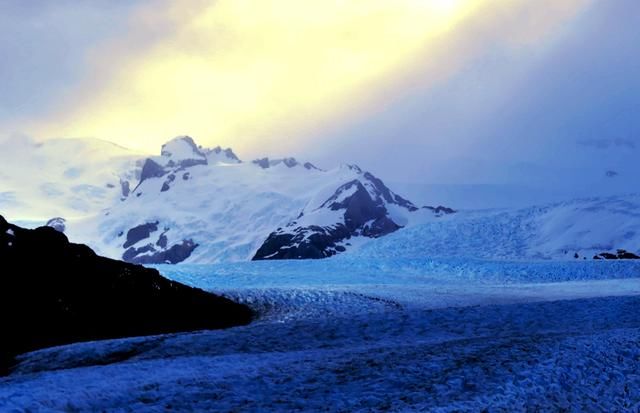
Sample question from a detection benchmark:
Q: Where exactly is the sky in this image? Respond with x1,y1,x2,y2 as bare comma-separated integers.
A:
1,0,639,203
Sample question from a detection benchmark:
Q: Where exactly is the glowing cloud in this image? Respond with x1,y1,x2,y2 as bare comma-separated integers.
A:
18,0,591,155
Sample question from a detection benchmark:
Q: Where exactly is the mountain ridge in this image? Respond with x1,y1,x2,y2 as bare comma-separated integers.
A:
4,135,441,264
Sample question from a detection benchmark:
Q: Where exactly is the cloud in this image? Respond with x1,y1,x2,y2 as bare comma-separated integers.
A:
8,0,486,153
0,0,146,122
7,0,592,159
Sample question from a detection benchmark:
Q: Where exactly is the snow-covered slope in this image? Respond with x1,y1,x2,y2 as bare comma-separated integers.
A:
65,136,430,264
252,165,422,260
0,134,142,221
352,194,640,261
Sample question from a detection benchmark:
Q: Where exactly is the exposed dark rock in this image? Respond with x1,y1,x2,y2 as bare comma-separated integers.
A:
182,172,190,180
594,249,640,260
0,216,252,374
120,221,198,264
46,217,66,233
206,146,241,163
123,222,159,249
423,205,456,215
156,233,168,249
303,162,321,171
140,158,167,181
282,157,298,168
127,239,199,265
254,225,351,260
321,180,393,232
618,250,640,259
344,164,362,173
120,180,130,198
252,157,313,169
252,158,270,169
223,148,239,162
361,216,400,237
136,158,167,191
121,224,197,264
168,158,207,168
122,243,156,262
363,172,418,211
254,171,414,260
160,174,176,192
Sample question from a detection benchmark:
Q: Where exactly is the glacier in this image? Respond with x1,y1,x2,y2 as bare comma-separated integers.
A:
0,252,638,412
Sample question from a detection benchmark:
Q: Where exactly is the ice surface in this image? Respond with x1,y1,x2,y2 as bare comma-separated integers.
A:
1,257,639,412
354,194,640,261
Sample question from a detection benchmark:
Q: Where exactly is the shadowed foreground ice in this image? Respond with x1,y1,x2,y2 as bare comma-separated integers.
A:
1,258,639,412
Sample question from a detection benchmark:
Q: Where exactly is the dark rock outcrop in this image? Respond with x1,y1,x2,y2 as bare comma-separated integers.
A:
0,216,252,374
594,249,640,260
124,239,198,264
120,222,198,264
160,174,176,192
252,158,270,169
123,222,159,249
362,172,418,212
136,158,167,191
120,179,131,198
282,157,298,168
254,225,353,260
253,171,415,260
303,162,321,171
422,205,456,215
252,157,318,170
206,146,240,163
321,180,399,234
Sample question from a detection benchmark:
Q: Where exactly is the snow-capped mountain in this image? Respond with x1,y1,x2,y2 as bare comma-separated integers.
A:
62,136,436,264
3,134,637,266
253,165,420,259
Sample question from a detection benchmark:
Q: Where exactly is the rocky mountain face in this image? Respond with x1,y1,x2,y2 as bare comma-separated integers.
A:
0,215,252,374
253,167,420,260
120,136,242,264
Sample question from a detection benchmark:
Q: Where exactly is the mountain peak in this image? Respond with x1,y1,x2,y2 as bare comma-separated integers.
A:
340,164,363,174
205,146,241,163
160,136,207,168
252,157,320,170
160,136,241,166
